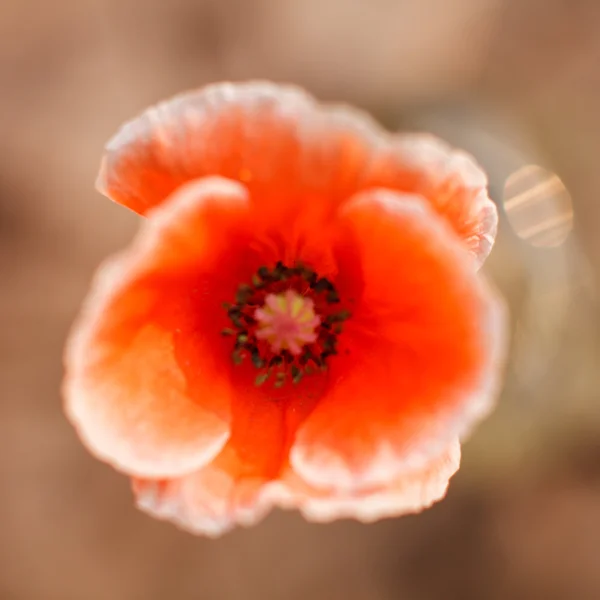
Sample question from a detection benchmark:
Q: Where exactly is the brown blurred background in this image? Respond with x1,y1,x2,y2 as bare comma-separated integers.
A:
2,0,600,598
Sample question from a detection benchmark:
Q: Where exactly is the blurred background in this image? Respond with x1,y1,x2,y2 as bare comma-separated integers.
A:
1,0,600,598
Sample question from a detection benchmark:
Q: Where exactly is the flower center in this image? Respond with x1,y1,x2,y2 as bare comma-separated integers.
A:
254,290,321,356
221,262,351,388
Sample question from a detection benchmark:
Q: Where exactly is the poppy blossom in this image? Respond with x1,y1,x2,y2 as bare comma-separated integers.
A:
64,82,505,536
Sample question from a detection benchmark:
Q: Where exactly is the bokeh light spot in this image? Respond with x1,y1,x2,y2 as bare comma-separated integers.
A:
503,164,573,248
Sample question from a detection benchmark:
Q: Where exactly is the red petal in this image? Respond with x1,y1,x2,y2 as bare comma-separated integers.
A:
132,448,273,537
366,134,498,267
133,440,460,535
64,177,252,477
291,190,506,491
133,382,320,536
273,441,460,523
98,82,496,266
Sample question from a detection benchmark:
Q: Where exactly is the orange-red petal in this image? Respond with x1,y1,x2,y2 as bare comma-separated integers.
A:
98,82,496,266
367,134,498,268
133,379,321,535
132,448,273,537
133,441,460,535
272,441,460,523
291,190,505,491
64,177,253,477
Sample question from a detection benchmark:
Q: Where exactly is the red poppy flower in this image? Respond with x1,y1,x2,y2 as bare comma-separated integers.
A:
64,82,505,536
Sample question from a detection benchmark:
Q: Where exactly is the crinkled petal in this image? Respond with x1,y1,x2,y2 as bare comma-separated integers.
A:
271,441,460,523
98,82,496,266
132,449,272,538
132,369,321,535
291,190,506,492
64,177,253,477
134,441,460,536
370,134,498,267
